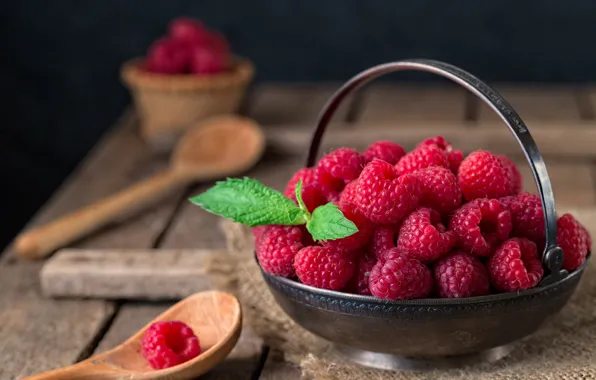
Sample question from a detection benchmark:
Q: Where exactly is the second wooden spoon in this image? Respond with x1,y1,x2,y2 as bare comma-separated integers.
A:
15,115,265,260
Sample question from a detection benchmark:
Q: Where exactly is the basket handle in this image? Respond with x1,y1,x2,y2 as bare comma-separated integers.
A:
306,59,566,284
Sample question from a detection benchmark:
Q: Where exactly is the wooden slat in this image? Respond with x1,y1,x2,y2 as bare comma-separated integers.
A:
0,113,187,378
248,83,353,126
518,161,596,208
40,249,224,300
357,85,467,123
477,86,583,124
93,304,264,380
264,121,596,159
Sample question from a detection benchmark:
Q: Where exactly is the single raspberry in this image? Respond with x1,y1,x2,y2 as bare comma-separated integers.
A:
363,141,406,165
141,320,201,369
287,184,326,213
433,251,490,298
344,253,377,295
498,155,523,194
368,249,433,299
488,238,544,292
370,225,399,259
500,193,544,245
145,38,188,74
322,202,373,253
418,136,453,151
188,45,227,75
448,150,464,174
397,208,457,263
380,246,410,262
449,199,512,257
396,144,450,176
314,166,345,202
317,148,366,183
256,225,305,277
558,214,589,271
415,166,462,215
355,159,423,224
294,246,355,290
458,150,515,201
283,168,317,198
168,17,210,44
339,180,359,206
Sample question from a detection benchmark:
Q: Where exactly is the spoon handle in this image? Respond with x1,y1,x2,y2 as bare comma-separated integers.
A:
22,359,124,380
15,170,188,260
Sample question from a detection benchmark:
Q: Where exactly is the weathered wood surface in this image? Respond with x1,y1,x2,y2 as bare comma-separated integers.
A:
40,248,224,300
2,85,596,380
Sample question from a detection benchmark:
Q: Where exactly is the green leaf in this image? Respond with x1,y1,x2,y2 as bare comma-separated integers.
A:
306,203,359,241
294,180,312,222
189,177,307,227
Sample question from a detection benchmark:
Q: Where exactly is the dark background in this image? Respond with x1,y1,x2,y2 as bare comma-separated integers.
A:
2,0,596,249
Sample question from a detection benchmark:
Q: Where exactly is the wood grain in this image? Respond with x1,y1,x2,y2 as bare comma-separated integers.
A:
264,121,596,158
477,86,583,124
357,85,467,123
248,83,354,126
40,249,224,300
0,112,187,379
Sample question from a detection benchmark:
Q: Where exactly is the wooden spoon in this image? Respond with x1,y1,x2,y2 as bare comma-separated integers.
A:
23,290,242,380
15,115,265,260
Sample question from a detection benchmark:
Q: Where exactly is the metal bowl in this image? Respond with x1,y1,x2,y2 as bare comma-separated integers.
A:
257,59,591,370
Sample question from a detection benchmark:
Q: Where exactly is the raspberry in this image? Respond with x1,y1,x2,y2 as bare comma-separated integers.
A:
344,253,377,295
251,226,267,243
168,17,210,44
314,166,345,201
396,144,450,176
418,136,453,151
448,150,464,174
188,45,227,75
498,155,523,194
415,166,462,215
141,321,201,369
488,238,544,292
317,148,366,183
433,251,490,298
380,247,410,262
256,225,305,277
449,199,512,257
363,141,406,165
369,249,433,299
397,208,457,263
355,159,423,224
558,214,589,271
339,180,359,206
288,184,326,213
145,38,188,74
294,246,355,290
417,136,463,174
322,202,373,253
581,223,592,251
371,225,399,259
284,168,317,198
458,150,515,201
500,193,544,245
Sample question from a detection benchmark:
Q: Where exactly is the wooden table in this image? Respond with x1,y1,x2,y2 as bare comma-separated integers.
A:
2,83,596,379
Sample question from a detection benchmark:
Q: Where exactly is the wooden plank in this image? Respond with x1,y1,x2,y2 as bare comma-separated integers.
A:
258,350,302,380
477,86,583,124
264,121,596,159
518,161,596,208
357,85,467,123
93,304,264,380
40,249,224,300
248,83,354,126
0,112,187,378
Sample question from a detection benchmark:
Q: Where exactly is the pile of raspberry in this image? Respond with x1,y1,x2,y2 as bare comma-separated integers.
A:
254,138,592,300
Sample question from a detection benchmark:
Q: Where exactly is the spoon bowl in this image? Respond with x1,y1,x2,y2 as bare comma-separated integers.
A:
24,290,242,379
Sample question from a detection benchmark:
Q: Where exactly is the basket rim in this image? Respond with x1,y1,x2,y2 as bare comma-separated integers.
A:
120,56,254,92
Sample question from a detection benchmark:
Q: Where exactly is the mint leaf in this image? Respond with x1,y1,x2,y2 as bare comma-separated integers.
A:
306,203,359,241
189,177,307,227
294,180,312,222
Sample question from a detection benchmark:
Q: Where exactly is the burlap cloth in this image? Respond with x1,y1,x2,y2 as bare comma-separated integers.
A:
212,219,596,380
